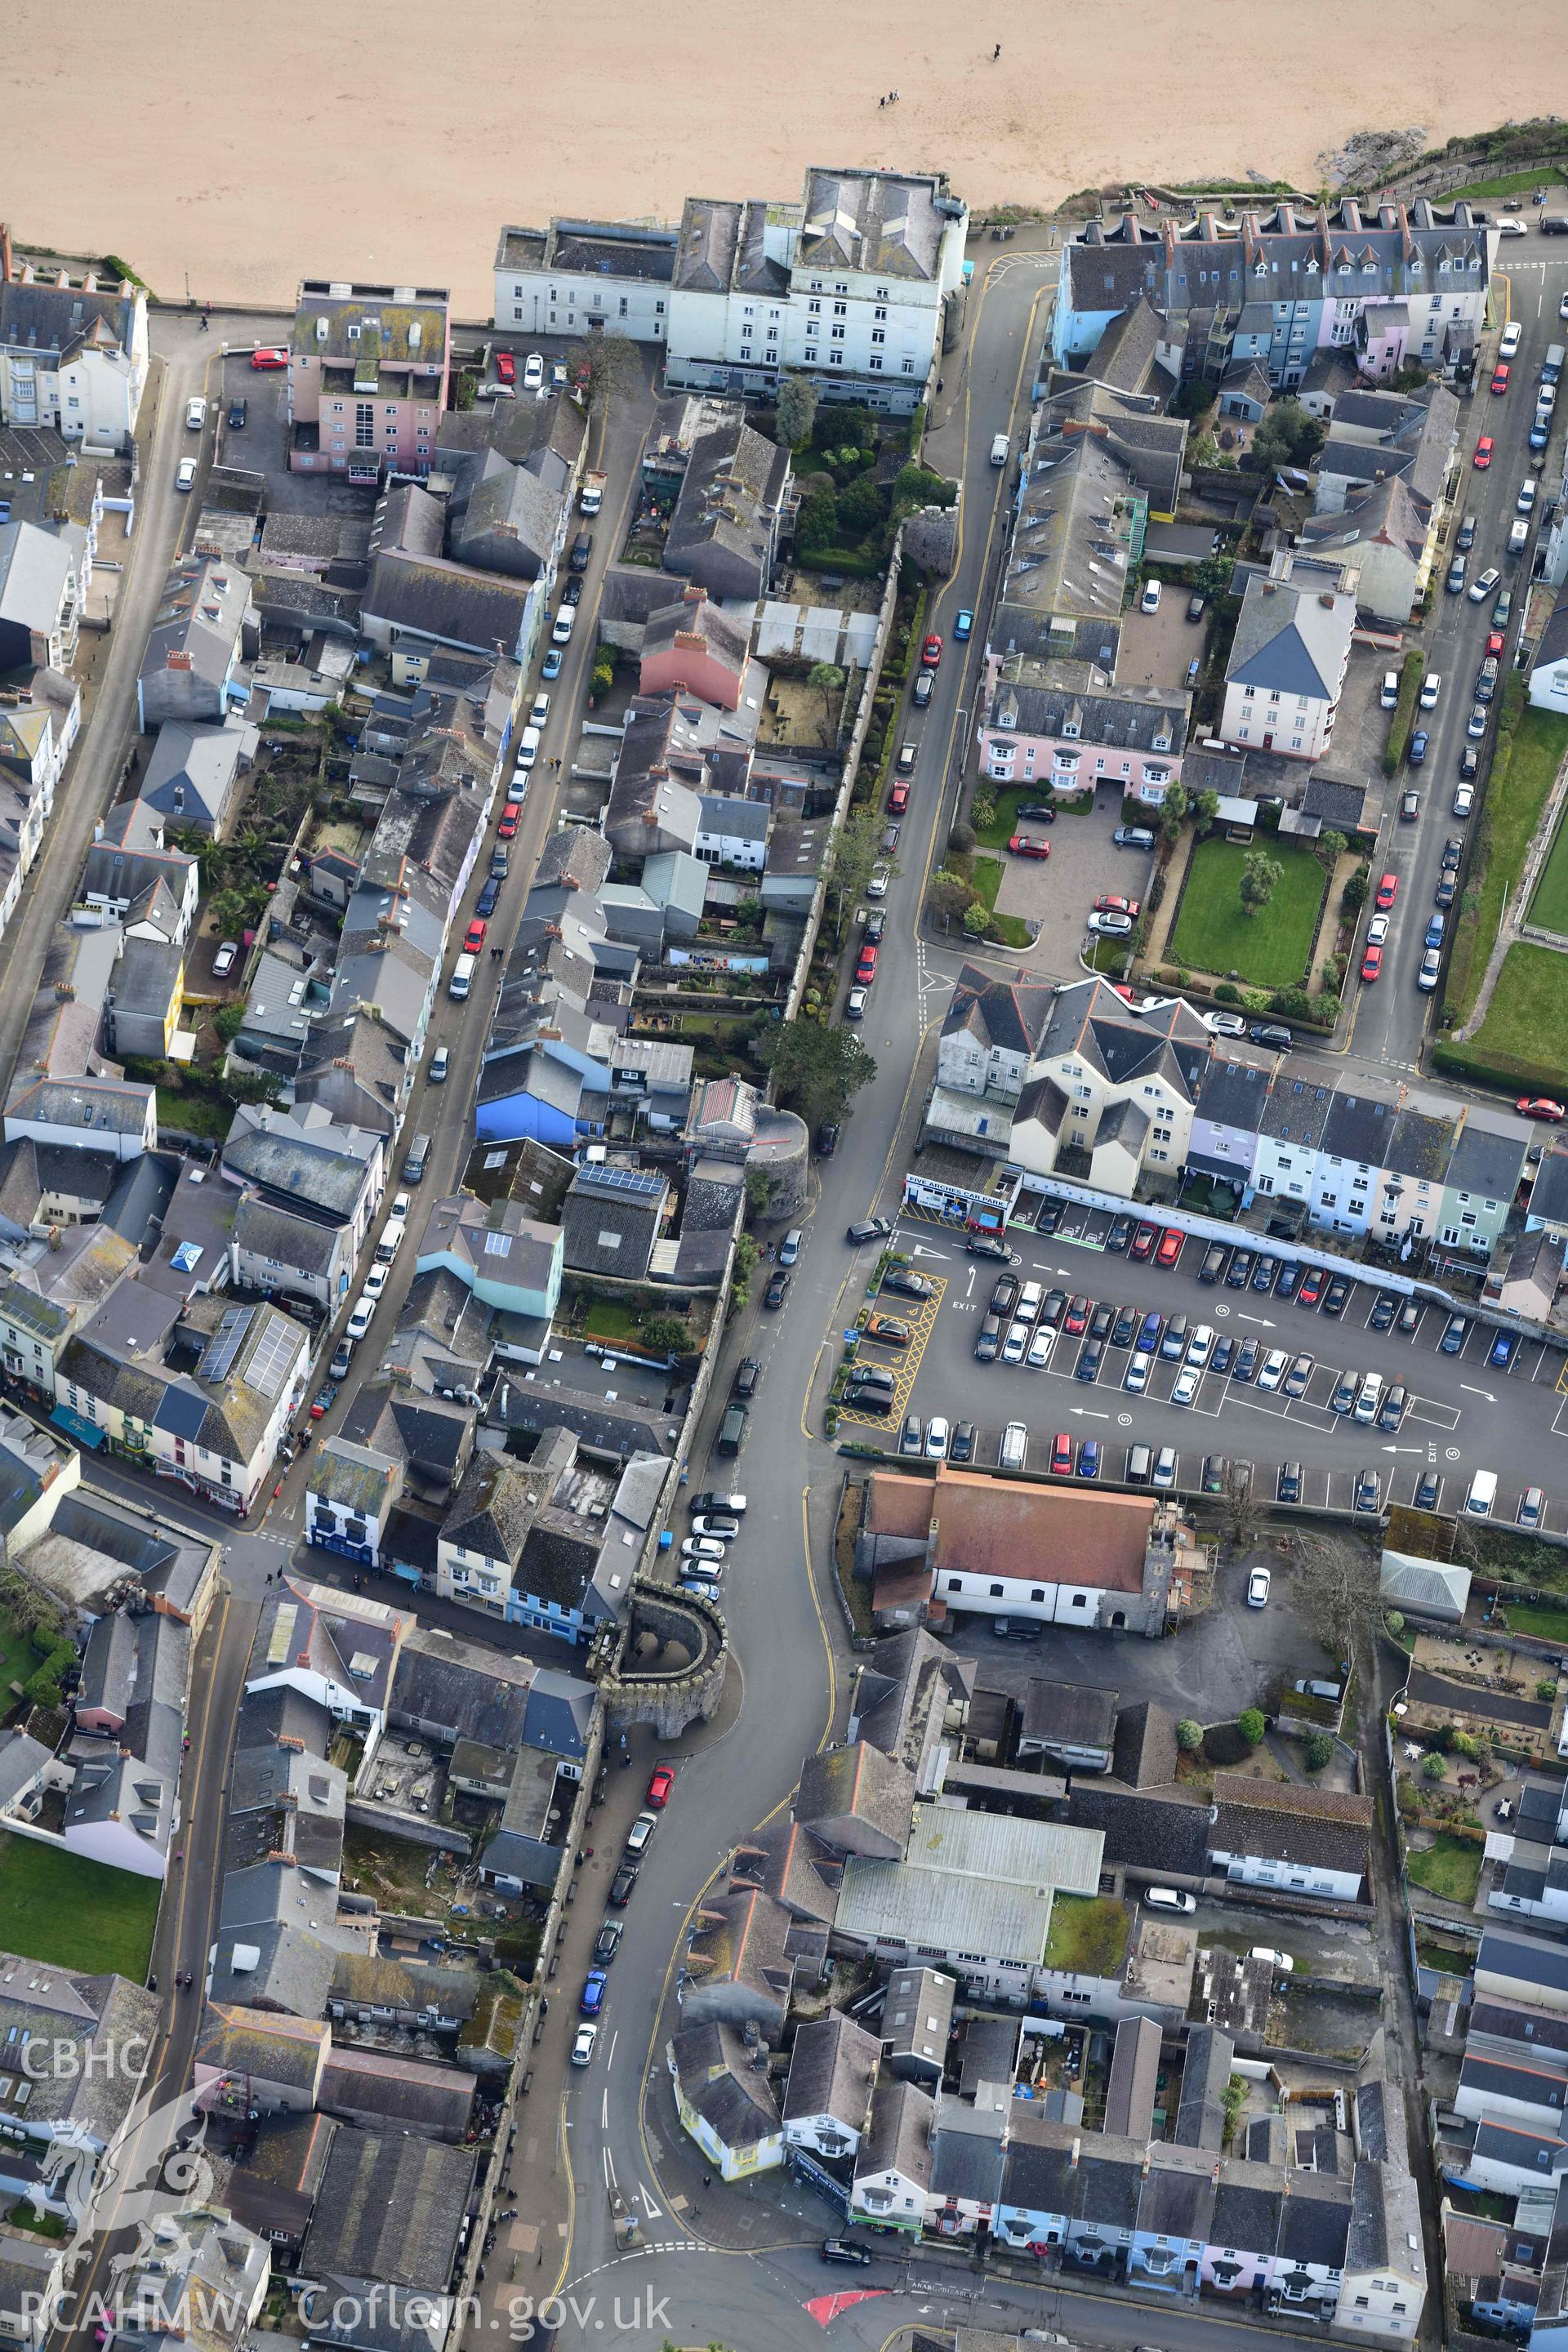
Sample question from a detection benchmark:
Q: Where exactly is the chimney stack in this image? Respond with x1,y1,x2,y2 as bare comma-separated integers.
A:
0,224,11,287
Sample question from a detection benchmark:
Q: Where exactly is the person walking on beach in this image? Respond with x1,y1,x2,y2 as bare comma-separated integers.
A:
993,40,1001,57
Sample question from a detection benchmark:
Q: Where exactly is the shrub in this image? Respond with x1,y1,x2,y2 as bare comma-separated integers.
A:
1385,1611,1405,1634
1450,1729,1482,1761
1539,1678,1560,1702
1148,870,1166,912
1342,865,1370,911
970,794,996,833
948,822,976,858
1237,1708,1266,1748
1305,1733,1334,1772
1214,981,1242,1005
1175,1717,1203,1752
1383,648,1425,776
962,902,992,937
1421,1751,1447,1782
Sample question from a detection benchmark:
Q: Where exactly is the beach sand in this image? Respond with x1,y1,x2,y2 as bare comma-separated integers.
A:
9,0,1568,318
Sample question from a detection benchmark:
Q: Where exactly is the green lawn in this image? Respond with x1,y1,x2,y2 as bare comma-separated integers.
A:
1448,704,1568,1021
1503,1597,1568,1643
1462,942,1568,1089
1448,169,1560,203
0,1835,160,1977
969,856,1032,949
1043,1894,1130,1976
1168,836,1325,988
1531,805,1568,934
1404,1832,1484,1907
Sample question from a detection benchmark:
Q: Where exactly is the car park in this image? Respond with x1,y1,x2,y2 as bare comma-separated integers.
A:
1246,1566,1272,1607
1379,669,1401,708
1329,1370,1357,1414
1227,1250,1254,1288
681,1536,726,1565
1114,826,1156,850
1521,1486,1547,1528
1159,1315,1189,1361
1111,1305,1138,1348
1200,1243,1229,1284
1323,1276,1350,1317
1200,1454,1228,1494
1378,1383,1408,1430
1275,1261,1303,1300
1086,908,1133,935
1441,1313,1469,1353
1171,1365,1200,1406
1064,1294,1091,1336
1397,1299,1421,1335
1089,1302,1116,1343
1187,1324,1216,1368
1000,1321,1029,1364
1490,1330,1521,1370
1049,1432,1074,1476
1076,1339,1105,1383
1152,1446,1177,1490
1129,1222,1159,1260
1009,833,1051,860
1156,1227,1184,1268
1297,1267,1325,1308
881,1267,933,1300
522,353,545,390
1076,1438,1101,1480
1370,1292,1397,1330
1251,1256,1279,1291
1140,578,1162,612
1136,1309,1163,1354
1414,1471,1441,1511
1211,1335,1234,1375
965,1233,1012,1260
924,1416,951,1459
692,1514,741,1540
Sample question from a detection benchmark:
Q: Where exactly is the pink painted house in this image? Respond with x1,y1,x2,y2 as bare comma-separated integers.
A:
639,587,748,711
977,653,1191,806
287,278,450,482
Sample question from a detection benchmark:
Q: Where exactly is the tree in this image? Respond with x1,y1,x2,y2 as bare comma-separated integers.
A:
929,869,975,928
1293,1530,1381,1656
564,330,642,425
1316,828,1347,871
1161,780,1188,827
1238,848,1283,919
1421,1751,1447,1782
948,821,976,858
1305,1732,1334,1772
808,662,847,743
1223,1465,1264,1552
729,1235,760,1307
1193,787,1220,836
1539,1678,1560,1704
1176,1718,1204,1753
825,805,887,929
639,1313,693,1360
776,372,818,448
212,1004,246,1045
207,888,248,937
1341,866,1370,912
795,487,837,550
1238,1708,1266,1748
1192,551,1235,599
1249,396,1326,474
755,1021,877,1127
962,902,991,937
743,1166,776,1223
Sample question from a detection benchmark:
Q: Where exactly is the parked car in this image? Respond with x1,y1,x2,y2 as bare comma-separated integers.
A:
571,2023,598,2066
1246,1566,1272,1608
1276,1462,1302,1503
1470,564,1502,603
763,1268,790,1309
250,347,287,370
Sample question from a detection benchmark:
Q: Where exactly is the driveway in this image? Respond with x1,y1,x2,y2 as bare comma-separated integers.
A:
1118,592,1207,692
216,351,381,516
992,800,1156,931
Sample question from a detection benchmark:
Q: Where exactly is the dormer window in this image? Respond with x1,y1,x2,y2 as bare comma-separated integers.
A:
996,706,1015,729
1305,256,1320,274
1152,729,1171,751
347,324,360,341
1062,719,1080,739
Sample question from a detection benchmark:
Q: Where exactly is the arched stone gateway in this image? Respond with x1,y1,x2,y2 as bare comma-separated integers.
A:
596,1575,728,1739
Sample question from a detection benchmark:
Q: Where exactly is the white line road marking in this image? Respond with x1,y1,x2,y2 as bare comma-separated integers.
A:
1070,1406,1111,1419
601,2090,608,2129
608,2030,618,2069
639,2183,662,2221
1383,1445,1423,1454
1236,1312,1276,1327
1459,1383,1498,1404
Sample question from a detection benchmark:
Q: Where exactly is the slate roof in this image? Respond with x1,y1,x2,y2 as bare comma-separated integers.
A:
1227,569,1355,699
301,2127,475,2292
1275,2174,1353,2270
1209,2159,1285,2259
943,963,1057,1061
1446,1112,1529,1204
1320,1080,1401,1167
782,2010,880,2132
1110,1699,1180,1788
1174,2022,1234,2149
1059,1785,1209,1876
999,2113,1080,2217
855,2074,936,2190
1209,1772,1371,1880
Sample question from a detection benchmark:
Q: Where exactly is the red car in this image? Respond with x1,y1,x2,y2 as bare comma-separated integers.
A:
1360,942,1383,982
1474,435,1494,469
888,781,910,815
1063,1294,1091,1336
1297,1267,1325,1308
1491,363,1512,395
249,347,287,370
646,1765,676,1808
1129,1220,1159,1261
1518,1096,1567,1122
1093,893,1141,918
921,634,943,668
1375,871,1399,911
1049,1432,1075,1477
464,919,488,955
1487,630,1507,657
495,350,516,384
497,806,520,839
1009,833,1051,859
1156,1227,1184,1269
856,946,879,984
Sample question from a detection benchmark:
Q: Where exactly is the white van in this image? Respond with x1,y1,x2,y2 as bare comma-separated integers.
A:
449,951,477,1000
990,433,1010,467
517,724,541,771
1352,1371,1384,1425
374,1219,405,1267
999,1421,1029,1472
1465,1468,1499,1518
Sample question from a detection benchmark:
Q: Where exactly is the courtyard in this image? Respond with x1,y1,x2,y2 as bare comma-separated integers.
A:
1166,833,1326,991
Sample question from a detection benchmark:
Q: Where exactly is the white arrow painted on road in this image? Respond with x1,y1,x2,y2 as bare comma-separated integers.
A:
639,2183,662,2221
1236,1312,1276,1327
1382,1445,1423,1454
1459,1384,1497,1404
1071,1407,1111,1419
910,1244,952,1259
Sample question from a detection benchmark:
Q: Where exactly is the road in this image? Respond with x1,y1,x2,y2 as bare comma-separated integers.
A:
1337,236,1568,1080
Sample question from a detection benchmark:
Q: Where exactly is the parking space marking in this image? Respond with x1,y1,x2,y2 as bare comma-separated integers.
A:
1405,1394,1461,1431
836,1276,947,1429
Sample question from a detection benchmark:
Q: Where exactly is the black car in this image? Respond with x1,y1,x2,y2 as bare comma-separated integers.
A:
1458,742,1480,782
594,1920,624,1965
1111,1304,1139,1349
228,396,247,428
764,1269,790,1309
1200,1242,1229,1285
846,1217,893,1245
1275,1261,1304,1300
1041,1288,1068,1328
1434,875,1456,909
974,1315,1004,1362
1321,1276,1351,1317
1211,1334,1234,1375
912,670,933,707
1414,1470,1441,1510
991,1275,1020,1317
1232,1336,1260,1382
821,2240,873,2267
950,1419,977,1463
1250,1022,1294,1049
1201,1454,1228,1494
1277,1462,1303,1503
1076,1339,1104,1381
1440,1312,1468,1354
1227,1248,1254,1289
1457,512,1477,552
882,1267,935,1300
1250,1255,1277,1292
475,875,501,917
1089,1302,1115,1343
817,1120,840,1156
1187,591,1206,621
1442,835,1463,871
732,1357,761,1399
1036,1197,1065,1234
1016,802,1058,822
863,910,886,943
608,1864,639,1907
563,574,584,606
1396,1299,1421,1336
844,1383,893,1414
964,1234,1012,1261
1106,1213,1134,1254
1370,1291,1397,1332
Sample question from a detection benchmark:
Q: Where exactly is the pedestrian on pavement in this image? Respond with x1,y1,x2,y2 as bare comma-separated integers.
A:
993,39,1001,56
703,2175,711,2188
198,311,210,332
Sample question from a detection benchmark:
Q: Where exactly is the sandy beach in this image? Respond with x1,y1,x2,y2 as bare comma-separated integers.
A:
10,0,1568,318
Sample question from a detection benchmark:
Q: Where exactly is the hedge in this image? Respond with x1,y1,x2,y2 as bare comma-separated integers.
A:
1382,649,1426,777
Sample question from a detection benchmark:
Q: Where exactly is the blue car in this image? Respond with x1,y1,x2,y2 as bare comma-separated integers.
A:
1210,1334,1234,1376
580,1968,608,2016
475,875,501,917
1136,1309,1163,1355
1425,911,1446,949
1490,1330,1521,1370
541,647,564,679
1076,1439,1101,1480
955,608,974,639
1409,729,1428,765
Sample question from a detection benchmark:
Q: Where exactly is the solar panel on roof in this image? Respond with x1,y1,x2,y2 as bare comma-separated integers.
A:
245,1316,298,1402
200,1305,253,1387
575,1163,663,1200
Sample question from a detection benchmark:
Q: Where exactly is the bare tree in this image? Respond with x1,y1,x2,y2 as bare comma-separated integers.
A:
1223,1465,1265,1552
1292,1530,1383,1659
565,331,643,426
